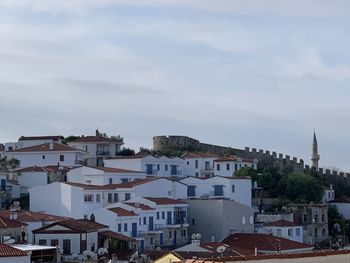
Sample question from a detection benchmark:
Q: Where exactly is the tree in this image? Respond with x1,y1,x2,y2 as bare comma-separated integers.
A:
118,147,135,156
279,173,323,203
61,135,79,144
235,167,257,178
5,158,20,169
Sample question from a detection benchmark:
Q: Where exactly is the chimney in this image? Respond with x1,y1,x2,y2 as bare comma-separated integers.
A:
49,142,54,150
254,247,258,256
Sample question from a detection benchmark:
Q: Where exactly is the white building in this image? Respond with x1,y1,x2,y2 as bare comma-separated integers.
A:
213,156,258,177
67,166,146,185
93,196,189,251
0,243,30,263
182,153,218,177
4,135,64,152
104,152,184,177
5,143,87,168
14,165,70,192
322,185,335,203
328,197,350,220
29,178,187,218
67,130,124,167
256,219,303,243
180,176,252,207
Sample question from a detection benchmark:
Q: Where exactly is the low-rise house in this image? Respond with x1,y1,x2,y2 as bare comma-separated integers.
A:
222,233,313,255
213,156,258,177
180,176,252,207
86,196,189,252
0,206,67,243
186,199,254,243
14,165,70,192
67,166,146,185
255,212,294,225
181,153,218,177
32,218,134,257
328,196,350,220
67,130,124,167
5,143,87,167
4,135,64,152
256,219,303,243
0,214,27,243
29,178,187,218
104,152,184,177
322,185,335,203
0,243,30,263
285,204,329,245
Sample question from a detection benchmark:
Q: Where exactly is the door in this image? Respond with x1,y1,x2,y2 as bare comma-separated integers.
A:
205,161,210,170
167,211,172,225
214,185,224,196
160,233,164,245
170,165,177,175
149,216,154,231
146,164,153,175
187,185,196,197
140,240,145,253
132,223,137,238
173,230,177,246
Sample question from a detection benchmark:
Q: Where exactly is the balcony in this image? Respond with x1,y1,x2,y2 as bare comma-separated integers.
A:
166,218,188,228
96,151,110,156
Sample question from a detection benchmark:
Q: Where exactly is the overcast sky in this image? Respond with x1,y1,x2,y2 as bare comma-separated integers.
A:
0,0,350,170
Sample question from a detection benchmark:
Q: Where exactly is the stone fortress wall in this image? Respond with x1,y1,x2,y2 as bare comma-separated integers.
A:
153,135,350,186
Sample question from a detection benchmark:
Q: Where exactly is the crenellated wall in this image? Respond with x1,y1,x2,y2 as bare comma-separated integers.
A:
153,135,349,186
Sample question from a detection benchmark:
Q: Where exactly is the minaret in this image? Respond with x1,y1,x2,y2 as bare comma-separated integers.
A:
311,130,320,170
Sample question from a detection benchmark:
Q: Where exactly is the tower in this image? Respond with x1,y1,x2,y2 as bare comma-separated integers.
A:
311,130,320,170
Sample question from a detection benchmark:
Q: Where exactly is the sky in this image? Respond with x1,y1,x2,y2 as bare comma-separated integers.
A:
0,0,350,170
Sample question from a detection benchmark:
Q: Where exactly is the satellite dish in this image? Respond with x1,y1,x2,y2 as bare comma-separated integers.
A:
216,246,226,253
134,202,140,208
155,247,161,251
98,248,107,256
191,233,197,240
196,233,201,240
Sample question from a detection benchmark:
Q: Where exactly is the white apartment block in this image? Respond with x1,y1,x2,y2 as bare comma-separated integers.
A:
104,153,184,177
256,219,303,243
67,130,124,167
5,143,87,168
67,166,146,185
182,153,218,177
93,196,188,251
4,136,64,152
180,176,252,207
214,156,258,177
29,178,187,218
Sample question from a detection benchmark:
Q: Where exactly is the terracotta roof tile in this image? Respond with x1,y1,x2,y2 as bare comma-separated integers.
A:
70,135,123,143
0,210,67,223
0,243,28,257
99,230,135,241
214,156,256,163
9,143,86,153
108,207,138,217
18,136,64,141
125,203,154,210
16,165,71,173
87,166,144,174
0,216,27,228
182,153,218,159
33,219,107,233
144,197,187,205
65,178,157,190
265,219,298,227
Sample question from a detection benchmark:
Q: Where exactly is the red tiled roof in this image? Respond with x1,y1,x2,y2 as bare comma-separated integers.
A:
88,166,144,174
70,135,123,143
108,207,138,217
18,135,64,141
265,219,298,227
105,151,150,160
99,230,135,242
33,219,107,233
65,178,156,190
0,216,27,228
182,153,218,159
214,156,255,163
222,233,311,254
144,197,187,205
125,203,154,211
0,210,67,223
9,143,86,153
0,243,28,257
16,165,71,173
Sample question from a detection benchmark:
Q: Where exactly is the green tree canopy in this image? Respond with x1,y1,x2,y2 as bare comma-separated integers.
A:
235,167,257,177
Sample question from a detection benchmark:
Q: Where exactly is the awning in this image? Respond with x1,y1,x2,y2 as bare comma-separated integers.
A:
99,231,135,242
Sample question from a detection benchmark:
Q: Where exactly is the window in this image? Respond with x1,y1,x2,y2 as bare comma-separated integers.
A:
83,145,88,151
8,146,13,151
165,165,168,171
118,224,122,232
226,163,230,170
192,218,195,225
125,193,131,201
124,223,128,232
157,212,160,220
187,185,196,197
146,164,153,175
216,164,220,171
60,155,64,162
303,214,307,223
84,194,93,203
296,228,300,236
96,194,101,203
157,164,160,171
277,229,282,237
322,214,325,222
187,161,189,165
39,239,47,245
42,155,46,159
108,193,113,203
162,211,165,219
251,164,254,168
139,218,141,225
167,191,172,196
235,164,238,171
288,228,293,236
150,237,154,245
63,239,71,254
81,240,87,251
109,178,113,184
169,231,172,239
322,228,326,236
231,185,235,193
114,193,119,202
195,160,199,169
314,214,318,223
195,172,199,177
121,178,128,183
143,217,147,225
51,240,58,247
314,229,318,237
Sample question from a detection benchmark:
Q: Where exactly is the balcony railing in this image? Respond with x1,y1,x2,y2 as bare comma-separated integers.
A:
96,151,110,156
